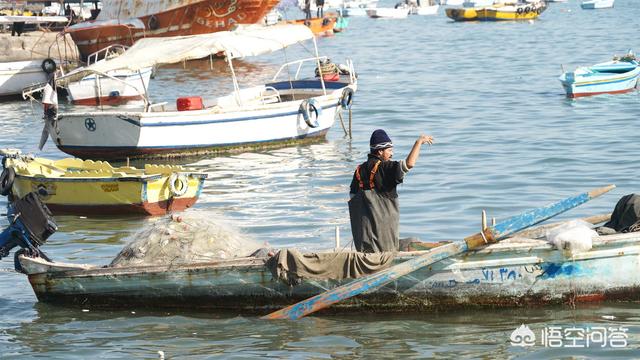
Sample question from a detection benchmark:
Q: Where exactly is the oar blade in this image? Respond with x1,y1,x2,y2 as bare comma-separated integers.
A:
491,184,615,240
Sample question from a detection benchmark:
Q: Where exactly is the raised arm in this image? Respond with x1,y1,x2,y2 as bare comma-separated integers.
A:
405,134,434,169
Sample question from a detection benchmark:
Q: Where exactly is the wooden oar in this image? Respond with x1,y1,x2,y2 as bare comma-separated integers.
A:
262,185,615,320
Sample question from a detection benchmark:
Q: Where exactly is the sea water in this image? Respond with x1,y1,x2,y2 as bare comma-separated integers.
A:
1,1,639,357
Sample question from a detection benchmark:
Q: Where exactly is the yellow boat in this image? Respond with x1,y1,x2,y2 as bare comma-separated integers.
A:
446,2,546,21
0,152,207,216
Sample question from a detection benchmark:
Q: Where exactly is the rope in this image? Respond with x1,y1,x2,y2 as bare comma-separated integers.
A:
315,61,339,77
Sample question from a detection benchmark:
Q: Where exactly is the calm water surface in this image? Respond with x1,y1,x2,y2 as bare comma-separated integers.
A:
2,1,640,358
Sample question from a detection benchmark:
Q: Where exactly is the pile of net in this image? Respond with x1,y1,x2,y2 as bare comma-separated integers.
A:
110,210,261,267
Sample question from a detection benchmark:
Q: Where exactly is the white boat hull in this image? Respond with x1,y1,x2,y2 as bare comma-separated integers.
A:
0,60,48,97
581,0,614,9
52,83,354,160
66,67,153,105
414,5,439,15
366,7,409,18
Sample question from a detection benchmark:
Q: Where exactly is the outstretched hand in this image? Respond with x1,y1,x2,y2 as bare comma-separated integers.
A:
418,134,434,146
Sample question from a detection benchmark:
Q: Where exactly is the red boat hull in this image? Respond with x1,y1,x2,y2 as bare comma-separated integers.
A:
67,0,280,59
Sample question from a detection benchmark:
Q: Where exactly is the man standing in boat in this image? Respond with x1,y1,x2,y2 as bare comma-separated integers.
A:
349,130,434,253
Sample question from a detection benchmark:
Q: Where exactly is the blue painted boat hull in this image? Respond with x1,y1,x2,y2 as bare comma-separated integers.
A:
18,230,640,313
559,59,640,98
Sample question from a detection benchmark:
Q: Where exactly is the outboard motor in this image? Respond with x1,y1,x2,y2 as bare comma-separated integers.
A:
0,192,57,272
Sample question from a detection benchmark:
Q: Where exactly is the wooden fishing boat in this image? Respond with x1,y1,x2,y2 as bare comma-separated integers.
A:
41,25,357,160
559,53,640,98
65,0,281,60
581,0,614,9
0,185,621,314
15,215,640,313
0,152,207,215
446,2,546,21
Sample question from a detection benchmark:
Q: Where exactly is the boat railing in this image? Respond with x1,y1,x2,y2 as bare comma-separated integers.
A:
86,44,129,66
86,69,150,109
260,86,282,104
271,57,357,87
272,56,329,82
147,102,168,112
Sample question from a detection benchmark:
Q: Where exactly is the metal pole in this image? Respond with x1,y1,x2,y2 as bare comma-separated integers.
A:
225,51,242,106
311,36,326,95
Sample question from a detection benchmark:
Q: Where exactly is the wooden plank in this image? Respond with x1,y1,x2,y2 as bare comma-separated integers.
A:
262,185,615,320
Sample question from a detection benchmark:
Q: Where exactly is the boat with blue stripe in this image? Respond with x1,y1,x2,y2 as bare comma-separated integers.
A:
40,25,357,161
559,52,640,98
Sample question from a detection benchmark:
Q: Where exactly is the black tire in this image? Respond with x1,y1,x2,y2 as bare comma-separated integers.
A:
516,7,523,14
41,58,56,74
148,15,159,30
340,87,354,109
0,167,15,196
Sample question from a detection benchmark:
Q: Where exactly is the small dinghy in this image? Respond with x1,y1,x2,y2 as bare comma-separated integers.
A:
559,52,640,98
581,0,614,9
0,150,206,215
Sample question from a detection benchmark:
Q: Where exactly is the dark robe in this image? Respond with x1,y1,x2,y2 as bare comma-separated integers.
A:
348,154,409,253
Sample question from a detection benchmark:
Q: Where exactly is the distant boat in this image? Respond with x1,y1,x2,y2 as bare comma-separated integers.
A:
411,0,440,15
286,15,337,35
559,53,640,98
581,0,614,9
446,1,546,21
339,0,378,17
366,7,410,18
65,0,281,60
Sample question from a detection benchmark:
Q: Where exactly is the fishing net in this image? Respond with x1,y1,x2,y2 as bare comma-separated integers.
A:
109,210,261,267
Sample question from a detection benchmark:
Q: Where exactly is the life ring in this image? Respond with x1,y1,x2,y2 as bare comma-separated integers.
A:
340,87,354,109
299,99,320,128
516,7,523,14
148,15,159,30
0,167,15,196
41,58,56,74
168,173,188,197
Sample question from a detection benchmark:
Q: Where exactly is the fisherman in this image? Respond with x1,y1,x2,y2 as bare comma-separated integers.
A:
348,129,434,253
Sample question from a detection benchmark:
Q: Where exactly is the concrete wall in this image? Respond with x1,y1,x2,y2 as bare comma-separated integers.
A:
0,31,79,62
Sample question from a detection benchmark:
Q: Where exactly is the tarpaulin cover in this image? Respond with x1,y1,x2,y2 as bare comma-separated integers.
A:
267,248,395,286
58,24,313,85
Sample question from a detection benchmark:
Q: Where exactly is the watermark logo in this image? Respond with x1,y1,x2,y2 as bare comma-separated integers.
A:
510,325,628,348
510,324,536,347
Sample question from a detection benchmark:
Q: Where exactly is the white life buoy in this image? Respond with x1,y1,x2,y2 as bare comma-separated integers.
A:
168,173,189,197
299,99,321,128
